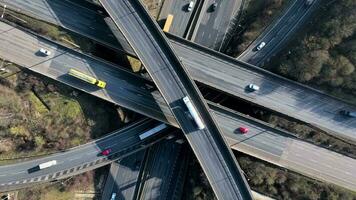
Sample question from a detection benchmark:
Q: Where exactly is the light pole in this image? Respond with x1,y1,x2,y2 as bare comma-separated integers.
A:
1,5,6,18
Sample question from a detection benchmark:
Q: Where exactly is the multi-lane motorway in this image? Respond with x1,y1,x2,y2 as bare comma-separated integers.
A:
0,21,355,191
0,0,134,55
101,150,146,200
191,0,242,50
0,119,169,192
137,138,187,200
158,0,196,37
238,0,321,65
4,0,356,143
98,0,252,199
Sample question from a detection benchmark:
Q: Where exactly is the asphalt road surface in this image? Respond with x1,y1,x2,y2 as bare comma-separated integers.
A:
192,0,242,50
0,119,166,192
158,0,196,37
98,0,252,199
0,22,355,191
138,138,186,200
238,0,321,65
5,0,356,142
213,104,356,192
101,151,146,200
0,0,135,55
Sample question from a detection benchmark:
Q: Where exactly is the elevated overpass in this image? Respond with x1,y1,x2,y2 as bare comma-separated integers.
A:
0,21,355,191
98,0,252,199
3,0,356,143
0,119,171,192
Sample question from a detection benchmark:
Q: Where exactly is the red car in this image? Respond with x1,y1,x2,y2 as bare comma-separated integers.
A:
101,148,112,156
239,127,249,134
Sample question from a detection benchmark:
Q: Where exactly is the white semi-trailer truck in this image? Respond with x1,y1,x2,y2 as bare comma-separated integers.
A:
39,160,57,169
183,96,205,130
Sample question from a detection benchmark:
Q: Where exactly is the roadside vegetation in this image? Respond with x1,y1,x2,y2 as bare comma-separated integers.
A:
0,67,124,161
226,0,291,56
142,0,165,20
266,0,356,103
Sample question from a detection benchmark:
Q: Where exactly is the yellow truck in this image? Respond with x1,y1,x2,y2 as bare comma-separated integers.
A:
163,14,174,33
68,68,106,88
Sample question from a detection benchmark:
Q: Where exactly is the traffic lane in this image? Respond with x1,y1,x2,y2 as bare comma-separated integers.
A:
0,0,133,54
172,107,247,200
100,0,186,102
0,119,151,184
158,0,195,37
253,0,321,65
213,104,356,191
211,103,289,157
247,0,317,65
280,140,356,191
171,39,356,141
102,151,145,200
0,22,176,125
238,0,301,60
194,0,241,49
239,0,318,65
140,139,182,199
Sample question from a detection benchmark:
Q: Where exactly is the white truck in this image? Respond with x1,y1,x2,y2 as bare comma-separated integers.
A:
183,96,205,130
139,124,167,140
39,160,57,169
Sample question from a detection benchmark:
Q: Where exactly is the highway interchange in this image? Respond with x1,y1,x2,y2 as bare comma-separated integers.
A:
5,0,356,144
99,0,252,199
0,21,355,192
0,0,355,199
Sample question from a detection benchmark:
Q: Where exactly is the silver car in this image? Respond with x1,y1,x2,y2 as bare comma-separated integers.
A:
256,42,266,51
39,48,51,56
248,84,260,91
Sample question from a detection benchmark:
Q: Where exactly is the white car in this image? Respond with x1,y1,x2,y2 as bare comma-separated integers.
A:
248,84,260,91
111,193,117,200
256,42,266,51
39,48,51,56
187,1,194,12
